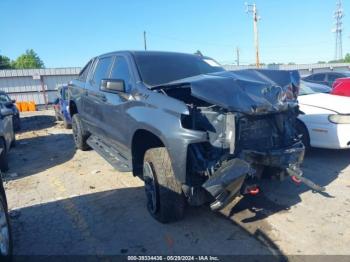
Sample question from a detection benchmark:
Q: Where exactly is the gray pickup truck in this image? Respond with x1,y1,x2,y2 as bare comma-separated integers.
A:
68,51,317,223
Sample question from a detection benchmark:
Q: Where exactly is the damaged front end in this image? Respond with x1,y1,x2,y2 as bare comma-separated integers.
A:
154,69,322,210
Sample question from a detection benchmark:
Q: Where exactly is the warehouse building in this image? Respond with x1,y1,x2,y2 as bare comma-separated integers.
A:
0,67,80,106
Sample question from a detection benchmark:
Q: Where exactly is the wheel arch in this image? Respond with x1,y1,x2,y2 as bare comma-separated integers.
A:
296,118,310,147
131,129,165,178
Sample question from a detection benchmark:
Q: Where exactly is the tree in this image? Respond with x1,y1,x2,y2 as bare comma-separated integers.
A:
13,49,44,69
0,55,12,69
344,53,350,63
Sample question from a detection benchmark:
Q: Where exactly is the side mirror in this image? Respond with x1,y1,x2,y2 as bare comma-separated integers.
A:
0,108,13,117
11,99,16,103
100,79,125,93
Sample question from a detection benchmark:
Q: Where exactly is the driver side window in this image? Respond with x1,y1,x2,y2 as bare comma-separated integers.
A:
91,57,113,89
110,56,131,87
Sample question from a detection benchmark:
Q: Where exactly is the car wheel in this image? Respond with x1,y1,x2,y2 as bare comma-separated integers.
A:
0,140,8,173
63,118,72,129
296,121,310,150
143,147,185,223
0,187,12,257
72,114,90,151
55,112,61,121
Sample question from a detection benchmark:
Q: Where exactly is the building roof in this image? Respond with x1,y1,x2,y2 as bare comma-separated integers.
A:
0,67,81,78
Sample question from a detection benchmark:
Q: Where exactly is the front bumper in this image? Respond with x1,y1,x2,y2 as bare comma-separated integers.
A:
201,142,305,211
303,120,350,149
202,158,251,211
241,141,305,169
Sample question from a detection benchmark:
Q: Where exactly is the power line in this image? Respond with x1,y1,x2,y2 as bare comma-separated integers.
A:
143,31,147,51
235,47,240,66
245,2,261,68
333,0,344,60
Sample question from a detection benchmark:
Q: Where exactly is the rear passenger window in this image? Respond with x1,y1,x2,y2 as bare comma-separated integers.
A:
92,57,113,87
110,57,131,83
328,73,341,82
312,74,325,81
78,61,92,82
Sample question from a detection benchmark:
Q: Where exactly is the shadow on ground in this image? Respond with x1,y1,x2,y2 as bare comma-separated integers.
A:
7,133,75,179
227,148,350,223
11,186,285,259
17,115,57,133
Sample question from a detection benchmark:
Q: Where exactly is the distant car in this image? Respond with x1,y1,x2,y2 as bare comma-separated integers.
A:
0,104,15,172
0,174,12,257
0,91,20,131
53,85,71,129
331,78,350,97
302,71,350,87
297,83,350,149
301,80,331,93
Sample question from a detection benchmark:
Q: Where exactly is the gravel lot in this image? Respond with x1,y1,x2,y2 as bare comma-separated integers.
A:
3,110,350,258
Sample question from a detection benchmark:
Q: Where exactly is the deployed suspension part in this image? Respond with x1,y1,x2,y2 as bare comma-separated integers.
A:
286,165,325,192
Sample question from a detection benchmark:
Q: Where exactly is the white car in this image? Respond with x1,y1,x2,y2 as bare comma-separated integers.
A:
297,83,350,149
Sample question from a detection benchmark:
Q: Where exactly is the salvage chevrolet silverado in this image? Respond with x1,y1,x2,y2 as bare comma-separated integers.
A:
68,51,315,223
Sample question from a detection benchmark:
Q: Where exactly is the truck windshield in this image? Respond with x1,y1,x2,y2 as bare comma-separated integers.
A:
133,53,225,86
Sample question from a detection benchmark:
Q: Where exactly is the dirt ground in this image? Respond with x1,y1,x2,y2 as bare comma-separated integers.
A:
3,110,350,258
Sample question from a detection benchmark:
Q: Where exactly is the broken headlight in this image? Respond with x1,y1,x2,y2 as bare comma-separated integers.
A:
328,114,350,124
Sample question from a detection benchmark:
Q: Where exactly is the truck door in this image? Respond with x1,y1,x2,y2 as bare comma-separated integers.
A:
83,56,113,137
99,55,133,157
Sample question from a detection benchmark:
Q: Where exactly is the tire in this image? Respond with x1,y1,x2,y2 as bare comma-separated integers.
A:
0,187,13,257
143,147,185,223
72,114,90,151
54,111,61,121
0,140,8,173
63,117,72,129
296,121,310,150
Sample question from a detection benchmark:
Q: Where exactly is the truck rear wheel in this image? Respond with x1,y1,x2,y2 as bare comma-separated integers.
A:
143,147,185,223
72,114,90,151
63,117,72,129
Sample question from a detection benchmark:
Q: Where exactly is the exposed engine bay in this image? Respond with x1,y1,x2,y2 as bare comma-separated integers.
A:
154,69,324,210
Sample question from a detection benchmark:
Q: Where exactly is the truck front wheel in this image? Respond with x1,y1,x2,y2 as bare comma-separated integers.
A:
72,114,90,151
143,147,185,223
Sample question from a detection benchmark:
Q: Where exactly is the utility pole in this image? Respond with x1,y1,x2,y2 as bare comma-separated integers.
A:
235,47,240,66
143,31,147,51
246,3,261,68
333,0,343,60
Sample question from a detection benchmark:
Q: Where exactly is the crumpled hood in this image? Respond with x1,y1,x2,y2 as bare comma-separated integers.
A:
153,69,300,115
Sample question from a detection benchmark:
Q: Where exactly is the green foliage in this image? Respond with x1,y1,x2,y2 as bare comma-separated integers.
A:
0,55,13,69
12,49,44,69
343,53,350,63
328,54,350,63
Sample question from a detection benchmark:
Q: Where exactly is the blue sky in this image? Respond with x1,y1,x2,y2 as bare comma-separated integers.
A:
1,0,349,67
